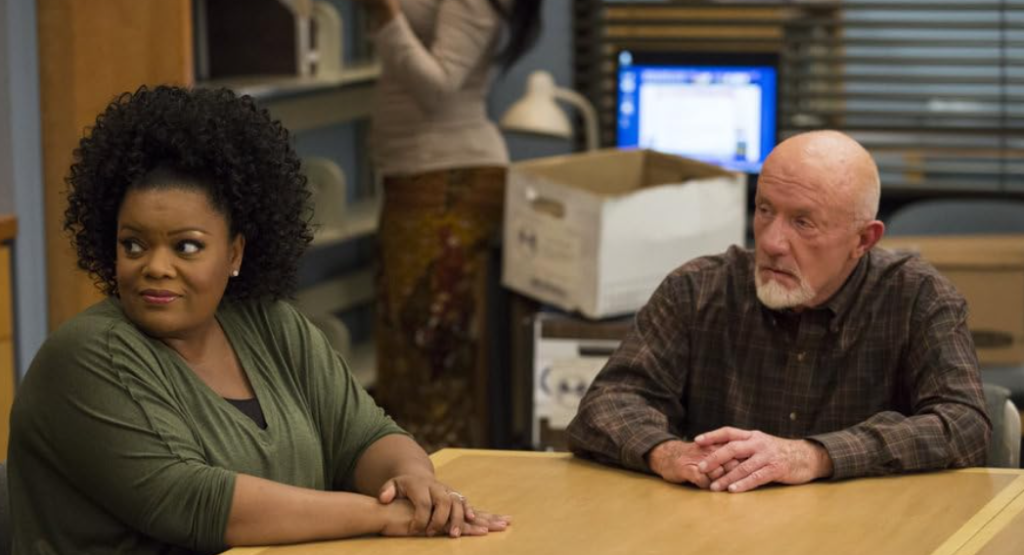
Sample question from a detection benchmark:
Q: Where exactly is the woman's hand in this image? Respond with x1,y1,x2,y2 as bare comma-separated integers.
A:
378,475,510,537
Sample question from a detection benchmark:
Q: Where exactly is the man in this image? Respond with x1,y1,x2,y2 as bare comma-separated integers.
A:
566,131,991,493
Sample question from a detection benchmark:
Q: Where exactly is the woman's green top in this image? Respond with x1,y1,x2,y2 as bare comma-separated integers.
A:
9,298,404,554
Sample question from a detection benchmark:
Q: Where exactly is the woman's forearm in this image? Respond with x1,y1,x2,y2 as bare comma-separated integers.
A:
223,473,395,546
353,434,435,495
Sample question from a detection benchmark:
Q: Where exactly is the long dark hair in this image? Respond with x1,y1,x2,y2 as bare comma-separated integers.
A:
488,0,543,71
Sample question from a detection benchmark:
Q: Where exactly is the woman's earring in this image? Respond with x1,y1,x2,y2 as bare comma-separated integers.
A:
231,270,239,278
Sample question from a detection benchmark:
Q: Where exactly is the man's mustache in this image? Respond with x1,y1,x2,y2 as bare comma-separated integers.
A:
758,263,802,279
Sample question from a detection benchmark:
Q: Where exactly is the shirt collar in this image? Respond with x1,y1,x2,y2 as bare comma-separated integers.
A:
754,250,872,333
820,250,872,331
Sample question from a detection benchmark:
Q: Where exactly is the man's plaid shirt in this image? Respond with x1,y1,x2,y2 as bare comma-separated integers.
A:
567,246,991,479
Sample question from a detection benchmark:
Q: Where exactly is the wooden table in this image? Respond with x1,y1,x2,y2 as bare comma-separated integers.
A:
228,449,1024,555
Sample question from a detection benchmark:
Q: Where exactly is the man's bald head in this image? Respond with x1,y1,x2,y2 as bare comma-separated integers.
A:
752,130,886,311
762,131,881,225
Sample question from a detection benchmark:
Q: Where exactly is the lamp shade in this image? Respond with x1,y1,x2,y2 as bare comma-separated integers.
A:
499,71,573,139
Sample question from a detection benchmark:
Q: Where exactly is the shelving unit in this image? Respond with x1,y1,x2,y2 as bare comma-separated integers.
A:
346,341,378,389
201,64,380,132
201,62,382,389
310,196,380,248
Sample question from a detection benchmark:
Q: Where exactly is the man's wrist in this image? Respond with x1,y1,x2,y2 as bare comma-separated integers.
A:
646,439,685,476
805,440,834,479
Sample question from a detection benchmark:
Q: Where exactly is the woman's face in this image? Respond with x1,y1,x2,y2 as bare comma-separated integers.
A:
115,187,244,341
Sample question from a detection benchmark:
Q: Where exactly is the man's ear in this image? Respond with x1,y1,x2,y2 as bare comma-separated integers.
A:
852,220,885,260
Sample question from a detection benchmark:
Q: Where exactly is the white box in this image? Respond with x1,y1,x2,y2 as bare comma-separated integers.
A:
503,149,746,318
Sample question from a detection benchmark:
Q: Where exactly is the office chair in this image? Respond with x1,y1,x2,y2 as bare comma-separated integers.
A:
887,198,1024,467
886,198,1024,236
984,384,1022,468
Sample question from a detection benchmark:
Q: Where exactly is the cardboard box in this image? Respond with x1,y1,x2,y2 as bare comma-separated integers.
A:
503,149,746,318
880,235,1024,366
531,313,632,450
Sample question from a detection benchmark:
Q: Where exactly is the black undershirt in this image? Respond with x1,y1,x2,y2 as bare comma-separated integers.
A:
225,397,268,429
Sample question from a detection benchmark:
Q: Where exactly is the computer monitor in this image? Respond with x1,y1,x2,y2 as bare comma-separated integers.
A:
616,50,778,173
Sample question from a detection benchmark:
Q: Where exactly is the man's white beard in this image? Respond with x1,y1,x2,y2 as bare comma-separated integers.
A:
755,268,817,310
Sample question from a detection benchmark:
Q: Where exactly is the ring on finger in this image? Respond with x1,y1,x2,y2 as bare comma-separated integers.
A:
448,491,466,502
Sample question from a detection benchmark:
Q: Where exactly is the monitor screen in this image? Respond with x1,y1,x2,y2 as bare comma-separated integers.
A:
616,51,778,173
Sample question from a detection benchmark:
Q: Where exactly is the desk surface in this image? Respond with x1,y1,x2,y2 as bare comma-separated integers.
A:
230,449,1024,555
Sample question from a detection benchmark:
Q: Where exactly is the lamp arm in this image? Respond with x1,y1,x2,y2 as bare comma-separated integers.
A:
552,87,599,151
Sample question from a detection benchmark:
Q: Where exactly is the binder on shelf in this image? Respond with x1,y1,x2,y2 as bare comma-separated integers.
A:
198,0,347,80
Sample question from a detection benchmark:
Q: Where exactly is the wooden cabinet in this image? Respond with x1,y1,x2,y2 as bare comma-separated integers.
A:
38,0,193,330
0,215,17,456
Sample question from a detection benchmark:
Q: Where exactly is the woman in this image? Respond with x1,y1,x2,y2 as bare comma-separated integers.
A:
360,0,543,450
8,86,509,554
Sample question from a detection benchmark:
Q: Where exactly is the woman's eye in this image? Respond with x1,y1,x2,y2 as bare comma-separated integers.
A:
120,239,142,255
178,240,203,255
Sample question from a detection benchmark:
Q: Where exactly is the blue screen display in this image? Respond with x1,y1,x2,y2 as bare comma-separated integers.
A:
616,50,778,173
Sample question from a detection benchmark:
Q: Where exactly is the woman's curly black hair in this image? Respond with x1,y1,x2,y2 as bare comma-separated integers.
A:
64,85,314,301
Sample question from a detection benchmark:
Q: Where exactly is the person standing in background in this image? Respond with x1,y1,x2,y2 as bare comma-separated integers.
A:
357,0,543,450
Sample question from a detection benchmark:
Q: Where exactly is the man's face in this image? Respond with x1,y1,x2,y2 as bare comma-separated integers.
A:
752,167,862,311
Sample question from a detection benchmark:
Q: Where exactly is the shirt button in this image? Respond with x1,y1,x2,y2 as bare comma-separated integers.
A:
796,351,806,362
789,412,797,421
